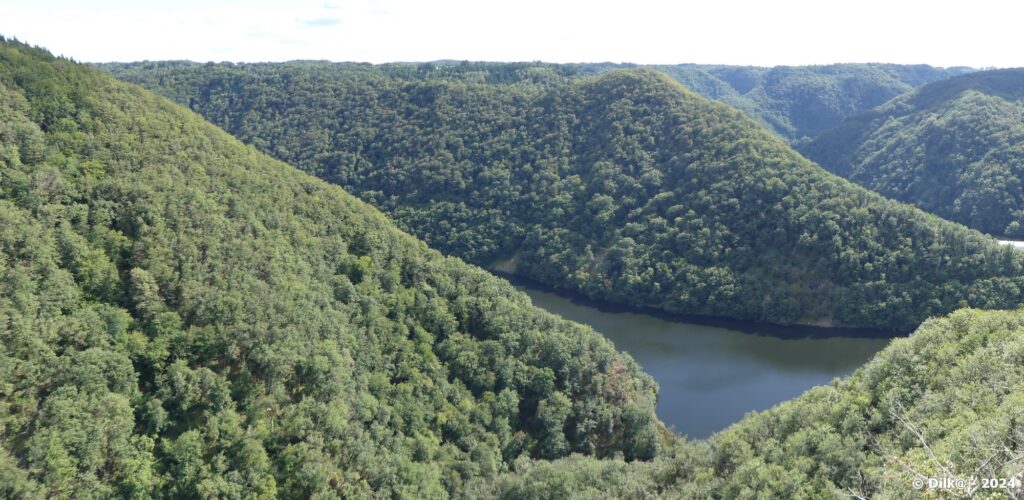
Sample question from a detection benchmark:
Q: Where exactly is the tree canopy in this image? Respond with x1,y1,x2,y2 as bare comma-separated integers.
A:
638,62,971,143
802,68,1024,236
106,60,1024,330
476,307,1024,498
4,37,1024,500
0,38,661,498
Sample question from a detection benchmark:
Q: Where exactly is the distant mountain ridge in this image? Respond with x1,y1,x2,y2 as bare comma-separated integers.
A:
104,60,1024,331
569,62,974,142
5,38,1024,499
99,60,971,143
802,68,1024,235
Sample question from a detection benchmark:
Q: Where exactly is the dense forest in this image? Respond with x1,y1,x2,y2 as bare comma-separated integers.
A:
802,69,1024,236
476,307,1024,498
4,38,1024,499
0,39,663,497
102,60,970,145
107,60,1024,330
611,62,971,143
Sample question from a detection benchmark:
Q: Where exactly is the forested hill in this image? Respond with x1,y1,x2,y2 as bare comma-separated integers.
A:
0,39,663,497
102,60,970,144
476,307,1024,497
106,61,1024,330
801,68,1024,236
7,39,1024,499
596,62,972,143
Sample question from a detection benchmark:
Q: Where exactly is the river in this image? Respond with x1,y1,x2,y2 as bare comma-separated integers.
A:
513,279,893,439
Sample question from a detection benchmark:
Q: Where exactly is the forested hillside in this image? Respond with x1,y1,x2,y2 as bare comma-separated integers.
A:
615,63,970,143
103,60,969,145
6,37,1024,500
0,39,662,497
802,69,1024,236
107,61,1024,330
475,307,1024,498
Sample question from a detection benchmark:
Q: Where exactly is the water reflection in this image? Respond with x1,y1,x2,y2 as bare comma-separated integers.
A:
514,280,893,438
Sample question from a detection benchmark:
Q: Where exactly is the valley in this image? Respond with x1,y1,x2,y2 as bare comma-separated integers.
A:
1,22,1023,497
802,69,1024,235
105,61,1024,331
513,278,889,438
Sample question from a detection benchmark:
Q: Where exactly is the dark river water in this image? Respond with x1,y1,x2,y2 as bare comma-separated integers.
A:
513,280,893,439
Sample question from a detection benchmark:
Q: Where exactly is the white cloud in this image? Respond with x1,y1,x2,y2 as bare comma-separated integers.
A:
0,0,1021,67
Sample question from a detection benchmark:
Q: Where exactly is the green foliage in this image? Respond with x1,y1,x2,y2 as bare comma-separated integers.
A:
6,38,1024,498
480,307,1024,498
101,60,968,145
647,63,972,143
465,454,668,499
802,69,1024,235
105,60,1023,330
0,38,659,498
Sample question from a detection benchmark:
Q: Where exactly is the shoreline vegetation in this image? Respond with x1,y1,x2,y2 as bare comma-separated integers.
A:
495,270,901,340
104,60,1024,331
2,37,1024,497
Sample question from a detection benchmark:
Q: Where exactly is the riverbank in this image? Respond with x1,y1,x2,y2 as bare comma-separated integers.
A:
493,270,903,340
510,276,891,438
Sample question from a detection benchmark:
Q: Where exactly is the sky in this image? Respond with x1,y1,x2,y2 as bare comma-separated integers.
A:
1,0,1021,67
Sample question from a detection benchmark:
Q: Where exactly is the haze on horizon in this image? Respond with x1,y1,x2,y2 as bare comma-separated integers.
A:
1,0,1021,68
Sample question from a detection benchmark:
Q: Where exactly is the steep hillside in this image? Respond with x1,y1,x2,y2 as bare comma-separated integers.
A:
8,39,1024,499
106,60,969,144
476,307,1024,498
105,61,1024,330
650,63,971,143
802,69,1024,236
0,39,661,498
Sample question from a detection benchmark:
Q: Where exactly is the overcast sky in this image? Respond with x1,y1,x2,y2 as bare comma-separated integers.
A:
1,0,1020,67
